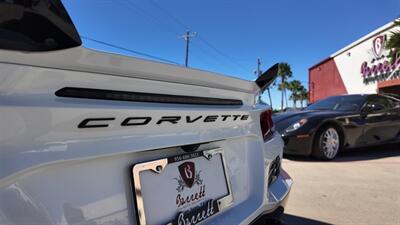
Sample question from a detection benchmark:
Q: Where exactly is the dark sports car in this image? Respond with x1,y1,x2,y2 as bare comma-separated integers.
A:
273,94,400,160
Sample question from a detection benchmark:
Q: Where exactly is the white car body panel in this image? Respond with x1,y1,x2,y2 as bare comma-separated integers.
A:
0,46,291,225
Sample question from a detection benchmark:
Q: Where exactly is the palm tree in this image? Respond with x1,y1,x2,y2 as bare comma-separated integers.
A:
385,18,400,63
277,63,293,110
277,80,288,107
287,80,303,108
299,87,309,108
289,93,300,108
266,86,273,108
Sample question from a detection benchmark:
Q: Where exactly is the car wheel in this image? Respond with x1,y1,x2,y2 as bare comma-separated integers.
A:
312,126,341,160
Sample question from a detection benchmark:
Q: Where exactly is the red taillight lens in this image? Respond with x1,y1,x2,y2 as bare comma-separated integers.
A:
260,109,275,140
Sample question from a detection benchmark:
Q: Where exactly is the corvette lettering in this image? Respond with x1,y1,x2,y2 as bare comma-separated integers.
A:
78,114,250,128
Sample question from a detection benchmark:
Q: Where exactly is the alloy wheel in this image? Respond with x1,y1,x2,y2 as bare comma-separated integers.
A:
321,128,340,159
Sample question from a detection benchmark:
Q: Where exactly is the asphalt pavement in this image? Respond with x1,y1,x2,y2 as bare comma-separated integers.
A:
281,144,400,225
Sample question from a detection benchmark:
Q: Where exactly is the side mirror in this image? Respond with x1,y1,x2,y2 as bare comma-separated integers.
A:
255,63,279,93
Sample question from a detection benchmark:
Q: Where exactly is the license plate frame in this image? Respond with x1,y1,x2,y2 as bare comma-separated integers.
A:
132,148,233,225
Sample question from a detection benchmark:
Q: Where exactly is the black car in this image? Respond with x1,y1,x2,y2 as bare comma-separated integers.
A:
273,94,400,160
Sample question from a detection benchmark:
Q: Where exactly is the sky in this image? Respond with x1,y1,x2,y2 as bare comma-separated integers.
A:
62,0,399,109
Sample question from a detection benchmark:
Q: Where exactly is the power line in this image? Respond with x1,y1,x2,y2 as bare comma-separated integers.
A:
120,0,181,37
148,0,190,30
110,1,249,73
190,42,235,69
196,35,249,73
146,0,249,74
81,35,180,65
118,0,199,66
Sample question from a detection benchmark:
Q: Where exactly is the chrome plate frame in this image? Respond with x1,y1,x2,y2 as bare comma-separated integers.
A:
132,148,233,225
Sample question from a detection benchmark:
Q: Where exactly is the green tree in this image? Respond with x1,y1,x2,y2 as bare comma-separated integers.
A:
277,81,289,107
299,87,309,108
266,86,273,107
385,19,400,62
277,63,293,110
287,80,303,108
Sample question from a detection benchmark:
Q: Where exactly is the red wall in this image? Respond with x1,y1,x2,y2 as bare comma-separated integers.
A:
378,79,400,94
309,58,348,103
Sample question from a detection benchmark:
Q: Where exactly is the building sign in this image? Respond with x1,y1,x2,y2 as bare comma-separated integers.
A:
360,35,400,84
372,35,385,57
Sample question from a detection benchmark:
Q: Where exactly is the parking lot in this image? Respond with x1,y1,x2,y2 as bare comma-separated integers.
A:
281,144,400,225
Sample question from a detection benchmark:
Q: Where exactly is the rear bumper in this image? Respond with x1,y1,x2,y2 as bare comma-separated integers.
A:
0,129,291,225
203,131,292,225
250,169,293,225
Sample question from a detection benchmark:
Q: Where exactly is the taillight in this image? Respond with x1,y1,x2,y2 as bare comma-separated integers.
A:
260,109,275,140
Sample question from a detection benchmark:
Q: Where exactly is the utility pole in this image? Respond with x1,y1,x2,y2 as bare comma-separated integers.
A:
255,58,273,107
256,58,261,77
179,31,197,67
255,58,263,104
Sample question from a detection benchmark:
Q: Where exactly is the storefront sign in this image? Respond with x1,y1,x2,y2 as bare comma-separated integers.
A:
360,35,400,84
372,35,385,57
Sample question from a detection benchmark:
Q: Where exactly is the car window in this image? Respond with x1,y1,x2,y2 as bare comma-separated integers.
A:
392,100,400,108
365,96,392,112
306,95,366,111
386,97,400,108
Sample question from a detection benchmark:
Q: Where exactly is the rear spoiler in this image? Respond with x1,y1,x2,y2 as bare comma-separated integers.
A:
0,0,81,51
1,0,277,97
255,63,279,93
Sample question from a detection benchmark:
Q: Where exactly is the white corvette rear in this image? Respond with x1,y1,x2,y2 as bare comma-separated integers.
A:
0,1,292,225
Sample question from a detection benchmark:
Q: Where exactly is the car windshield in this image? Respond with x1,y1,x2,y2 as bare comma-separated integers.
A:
306,95,366,111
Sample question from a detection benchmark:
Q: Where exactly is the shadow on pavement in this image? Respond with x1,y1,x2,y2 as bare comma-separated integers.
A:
335,143,400,162
284,143,400,162
280,214,332,225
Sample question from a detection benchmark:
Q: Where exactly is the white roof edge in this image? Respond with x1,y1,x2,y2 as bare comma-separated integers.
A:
331,20,398,58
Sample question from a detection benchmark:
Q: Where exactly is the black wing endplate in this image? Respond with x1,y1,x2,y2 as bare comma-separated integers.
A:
255,63,279,93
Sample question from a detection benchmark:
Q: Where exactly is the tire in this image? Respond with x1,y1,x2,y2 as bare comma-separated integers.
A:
312,126,341,160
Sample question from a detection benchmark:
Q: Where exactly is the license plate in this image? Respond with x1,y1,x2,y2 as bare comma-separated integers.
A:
132,148,233,225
